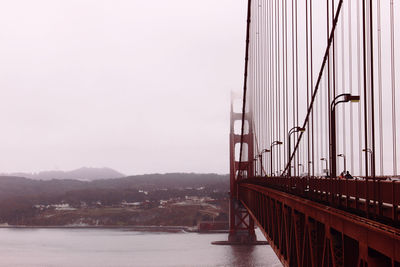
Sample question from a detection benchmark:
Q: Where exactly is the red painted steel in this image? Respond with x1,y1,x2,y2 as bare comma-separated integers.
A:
244,176,400,225
231,0,400,265
238,181,400,267
232,0,400,264
228,101,256,243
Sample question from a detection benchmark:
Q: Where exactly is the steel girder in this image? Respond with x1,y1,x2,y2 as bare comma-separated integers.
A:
239,183,400,267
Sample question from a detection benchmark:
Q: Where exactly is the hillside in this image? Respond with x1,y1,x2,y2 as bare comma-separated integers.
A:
0,173,229,226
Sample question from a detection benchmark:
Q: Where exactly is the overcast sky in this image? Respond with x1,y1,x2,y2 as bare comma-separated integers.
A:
0,0,247,175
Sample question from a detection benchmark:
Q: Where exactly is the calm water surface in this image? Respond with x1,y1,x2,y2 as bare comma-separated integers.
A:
0,228,281,267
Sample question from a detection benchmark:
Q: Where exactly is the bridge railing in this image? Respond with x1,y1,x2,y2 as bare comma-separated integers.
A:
242,176,400,225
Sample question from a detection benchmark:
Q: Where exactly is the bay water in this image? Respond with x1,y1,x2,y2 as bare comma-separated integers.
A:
0,228,281,267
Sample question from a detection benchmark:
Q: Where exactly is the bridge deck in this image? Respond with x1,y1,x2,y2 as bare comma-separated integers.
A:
243,176,400,226
238,178,400,267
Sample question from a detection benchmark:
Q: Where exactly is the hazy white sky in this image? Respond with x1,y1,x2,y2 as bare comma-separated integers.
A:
0,0,247,175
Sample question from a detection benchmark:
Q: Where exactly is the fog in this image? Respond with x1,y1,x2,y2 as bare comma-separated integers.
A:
0,0,247,174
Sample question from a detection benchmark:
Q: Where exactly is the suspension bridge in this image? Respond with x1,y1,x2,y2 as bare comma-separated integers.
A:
227,0,400,266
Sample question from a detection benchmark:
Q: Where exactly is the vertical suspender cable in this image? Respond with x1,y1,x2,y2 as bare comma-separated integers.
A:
283,0,289,170
294,0,299,176
282,0,287,169
275,1,283,174
348,0,354,175
269,0,273,173
295,0,299,176
291,0,295,175
258,1,261,158
377,0,383,175
310,0,315,176
341,2,346,174
390,0,397,175
369,0,376,179
260,1,263,160
357,0,362,176
362,0,369,184
276,1,284,174
285,0,289,170
331,0,336,98
331,0,337,177
271,0,279,174
267,0,271,174
306,0,310,176
326,0,332,177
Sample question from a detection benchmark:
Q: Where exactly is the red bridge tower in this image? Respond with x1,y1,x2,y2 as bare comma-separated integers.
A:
228,100,257,243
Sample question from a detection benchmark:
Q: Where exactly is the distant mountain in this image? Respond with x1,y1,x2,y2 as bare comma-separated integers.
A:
2,167,125,181
0,173,229,203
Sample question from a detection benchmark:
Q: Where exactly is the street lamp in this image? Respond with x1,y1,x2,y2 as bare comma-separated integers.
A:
330,93,360,178
254,155,258,176
288,126,306,177
320,158,328,177
270,141,283,176
337,154,346,174
259,149,270,176
298,163,304,175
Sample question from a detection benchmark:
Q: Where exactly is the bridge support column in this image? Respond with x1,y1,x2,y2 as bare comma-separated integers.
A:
227,102,257,244
228,198,256,243
213,98,267,246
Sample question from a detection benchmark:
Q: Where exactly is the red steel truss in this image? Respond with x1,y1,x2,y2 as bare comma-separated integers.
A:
238,180,400,267
245,176,400,225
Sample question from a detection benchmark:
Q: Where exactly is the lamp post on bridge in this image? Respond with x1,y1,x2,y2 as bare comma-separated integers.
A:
330,93,360,178
298,163,304,176
270,141,283,176
288,126,306,177
337,154,346,175
320,158,328,177
259,149,270,176
253,155,258,176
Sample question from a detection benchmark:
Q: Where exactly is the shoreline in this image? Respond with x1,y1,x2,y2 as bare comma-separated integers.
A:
0,225,229,233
